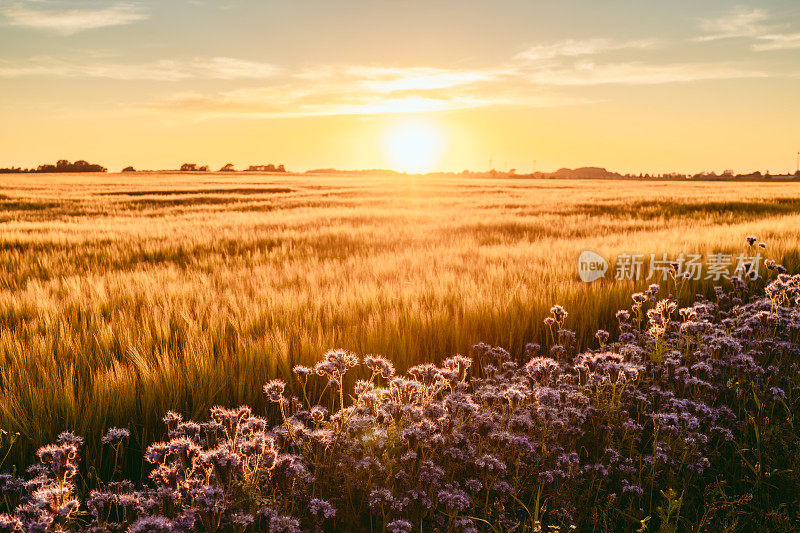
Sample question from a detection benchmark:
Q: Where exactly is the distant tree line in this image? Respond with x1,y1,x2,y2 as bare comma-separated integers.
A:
244,164,285,172
0,159,107,174
510,167,800,180
303,166,800,181
447,166,800,181
0,161,289,173
179,163,210,172
179,163,286,172
2,161,796,179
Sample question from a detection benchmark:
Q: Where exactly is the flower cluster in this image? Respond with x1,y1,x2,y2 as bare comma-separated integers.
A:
1,250,799,531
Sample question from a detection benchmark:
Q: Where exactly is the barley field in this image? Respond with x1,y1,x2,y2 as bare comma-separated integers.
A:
1,172,799,467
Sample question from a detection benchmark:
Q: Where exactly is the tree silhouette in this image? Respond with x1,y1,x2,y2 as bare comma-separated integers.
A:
245,164,286,172
34,160,106,173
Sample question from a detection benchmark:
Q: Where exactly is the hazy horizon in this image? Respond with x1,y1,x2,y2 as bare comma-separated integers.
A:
5,161,799,177
2,1,800,174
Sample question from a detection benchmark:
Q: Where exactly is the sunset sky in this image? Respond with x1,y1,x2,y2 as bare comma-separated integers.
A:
2,0,799,173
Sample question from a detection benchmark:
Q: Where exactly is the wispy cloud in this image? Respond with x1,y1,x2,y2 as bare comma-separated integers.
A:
511,37,764,86
694,6,770,41
139,61,597,120
342,66,502,93
142,64,588,118
146,87,498,118
525,61,766,86
0,32,776,120
514,38,658,62
1,1,147,35
0,56,281,80
144,85,591,120
694,6,800,51
141,56,763,120
753,32,800,51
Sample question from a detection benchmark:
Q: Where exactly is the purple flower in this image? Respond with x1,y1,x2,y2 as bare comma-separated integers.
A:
102,427,130,445
129,516,172,533
0,514,23,531
315,349,359,377
475,454,506,475
387,519,413,533
365,355,396,379
55,431,83,448
437,485,471,512
369,488,394,511
227,510,254,530
36,443,78,480
263,379,286,402
550,305,568,321
621,480,644,496
309,498,336,519
268,514,301,533
770,386,787,401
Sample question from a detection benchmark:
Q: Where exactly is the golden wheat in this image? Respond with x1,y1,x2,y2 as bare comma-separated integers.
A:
1,172,799,464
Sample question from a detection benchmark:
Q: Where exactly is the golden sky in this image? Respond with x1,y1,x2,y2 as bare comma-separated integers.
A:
1,1,799,173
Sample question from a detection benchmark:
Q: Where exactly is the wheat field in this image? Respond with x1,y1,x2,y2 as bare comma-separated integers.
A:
1,172,799,467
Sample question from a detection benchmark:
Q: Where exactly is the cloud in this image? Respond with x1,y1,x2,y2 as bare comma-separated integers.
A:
0,56,281,80
187,57,281,79
694,6,800,52
143,81,588,119
694,6,770,41
514,38,658,62
525,61,766,86
0,31,775,121
511,37,765,87
137,50,767,120
753,32,800,51
294,65,508,96
1,1,147,35
145,90,592,120
342,66,502,93
141,64,594,120
147,89,496,118
141,59,764,120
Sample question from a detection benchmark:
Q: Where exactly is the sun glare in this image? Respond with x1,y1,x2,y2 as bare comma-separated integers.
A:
381,118,445,174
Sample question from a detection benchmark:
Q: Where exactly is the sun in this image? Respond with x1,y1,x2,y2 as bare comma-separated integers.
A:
381,118,445,174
